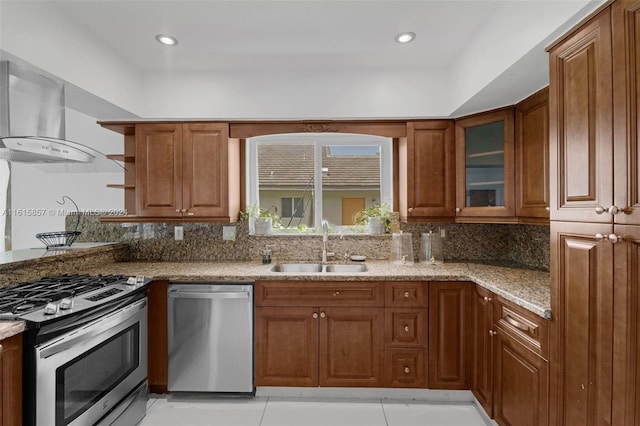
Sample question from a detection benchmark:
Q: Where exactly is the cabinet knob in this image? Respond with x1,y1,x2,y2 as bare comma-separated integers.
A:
404,325,410,332
595,233,605,241
455,208,461,213
545,206,550,212
181,208,187,213
595,206,606,214
483,296,492,302
312,313,318,319
408,208,414,213
608,234,623,244
175,209,181,213
404,366,410,374
320,312,326,318
333,291,340,296
489,330,497,337
608,205,622,215
404,291,410,298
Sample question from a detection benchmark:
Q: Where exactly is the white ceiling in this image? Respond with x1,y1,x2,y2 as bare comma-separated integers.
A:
0,0,606,119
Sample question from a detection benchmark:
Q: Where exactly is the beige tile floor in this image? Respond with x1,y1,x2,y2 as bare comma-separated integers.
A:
139,395,491,426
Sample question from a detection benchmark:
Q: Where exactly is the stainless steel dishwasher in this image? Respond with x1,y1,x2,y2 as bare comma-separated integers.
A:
167,282,254,394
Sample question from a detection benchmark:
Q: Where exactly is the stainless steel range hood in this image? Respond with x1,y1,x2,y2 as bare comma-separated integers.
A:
0,61,94,164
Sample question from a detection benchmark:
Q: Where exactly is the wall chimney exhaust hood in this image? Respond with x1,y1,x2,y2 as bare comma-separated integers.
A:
0,61,95,164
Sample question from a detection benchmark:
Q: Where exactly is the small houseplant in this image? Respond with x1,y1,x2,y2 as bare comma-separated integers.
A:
353,203,392,234
240,205,280,235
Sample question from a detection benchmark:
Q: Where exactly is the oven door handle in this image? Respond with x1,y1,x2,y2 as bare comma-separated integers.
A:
38,299,146,359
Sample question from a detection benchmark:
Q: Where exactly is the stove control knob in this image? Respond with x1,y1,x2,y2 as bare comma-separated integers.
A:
44,303,58,315
59,298,73,310
126,277,137,286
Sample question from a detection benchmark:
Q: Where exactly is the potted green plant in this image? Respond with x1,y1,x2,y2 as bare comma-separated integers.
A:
240,205,280,235
353,203,392,234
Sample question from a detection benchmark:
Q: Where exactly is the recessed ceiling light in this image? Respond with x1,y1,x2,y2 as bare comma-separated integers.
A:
155,34,178,46
395,32,416,44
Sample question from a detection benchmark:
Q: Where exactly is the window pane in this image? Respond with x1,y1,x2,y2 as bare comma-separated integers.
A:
258,142,315,230
322,145,381,227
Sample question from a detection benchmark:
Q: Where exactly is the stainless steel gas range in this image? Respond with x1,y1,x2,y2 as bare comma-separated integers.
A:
0,274,151,426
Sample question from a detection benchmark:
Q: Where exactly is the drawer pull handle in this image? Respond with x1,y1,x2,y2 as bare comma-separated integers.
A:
333,291,340,296
320,312,326,318
404,291,410,298
483,296,492,302
489,330,497,337
404,325,410,332
313,313,318,319
505,314,529,331
404,366,410,374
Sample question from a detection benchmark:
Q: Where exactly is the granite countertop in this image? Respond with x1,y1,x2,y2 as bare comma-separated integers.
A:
0,320,25,340
79,260,551,319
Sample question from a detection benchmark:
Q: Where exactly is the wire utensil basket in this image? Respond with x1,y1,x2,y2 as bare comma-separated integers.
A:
36,196,82,249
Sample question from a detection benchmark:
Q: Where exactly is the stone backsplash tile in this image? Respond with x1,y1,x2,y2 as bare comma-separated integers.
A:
69,216,549,270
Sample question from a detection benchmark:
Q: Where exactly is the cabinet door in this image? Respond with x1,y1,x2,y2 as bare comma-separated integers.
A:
550,221,614,426
1,335,21,426
549,9,613,223
182,123,231,218
612,224,640,426
135,123,183,217
472,285,494,417
494,327,549,426
516,88,550,220
428,281,472,389
455,109,515,218
255,307,319,387
319,307,384,387
403,121,455,220
613,1,640,225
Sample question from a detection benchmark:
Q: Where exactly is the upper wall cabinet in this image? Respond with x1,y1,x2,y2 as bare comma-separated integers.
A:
613,0,640,225
400,121,456,221
548,8,614,224
100,122,241,222
455,109,515,220
516,88,550,221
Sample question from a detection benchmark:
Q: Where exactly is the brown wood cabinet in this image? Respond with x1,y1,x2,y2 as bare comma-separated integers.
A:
428,281,472,389
548,8,613,224
548,2,640,425
384,281,428,388
0,334,22,426
400,121,456,221
516,88,550,221
493,324,549,426
472,285,495,416
550,221,614,426
455,108,515,220
100,121,240,222
255,281,385,387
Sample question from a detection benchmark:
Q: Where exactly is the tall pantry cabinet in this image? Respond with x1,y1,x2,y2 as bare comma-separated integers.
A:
548,1,640,425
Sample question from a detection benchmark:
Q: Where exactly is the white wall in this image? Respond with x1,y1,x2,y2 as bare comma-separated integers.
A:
140,67,451,119
10,108,124,250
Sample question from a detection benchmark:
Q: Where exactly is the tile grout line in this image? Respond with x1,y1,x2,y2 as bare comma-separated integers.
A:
258,396,270,426
380,398,390,426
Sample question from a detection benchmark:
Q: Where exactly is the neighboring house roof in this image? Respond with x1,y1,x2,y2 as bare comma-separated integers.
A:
258,143,380,190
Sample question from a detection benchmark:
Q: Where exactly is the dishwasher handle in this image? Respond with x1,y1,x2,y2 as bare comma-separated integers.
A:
168,290,250,300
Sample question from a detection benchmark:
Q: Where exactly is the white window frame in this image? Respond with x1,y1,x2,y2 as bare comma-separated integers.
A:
247,133,393,233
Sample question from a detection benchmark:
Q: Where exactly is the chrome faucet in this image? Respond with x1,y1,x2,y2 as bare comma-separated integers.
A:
321,220,334,263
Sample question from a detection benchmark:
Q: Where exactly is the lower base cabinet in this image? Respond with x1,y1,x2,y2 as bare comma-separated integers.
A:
494,326,549,426
0,333,22,426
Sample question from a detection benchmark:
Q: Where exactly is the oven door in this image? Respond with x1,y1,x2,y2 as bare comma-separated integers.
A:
34,298,148,426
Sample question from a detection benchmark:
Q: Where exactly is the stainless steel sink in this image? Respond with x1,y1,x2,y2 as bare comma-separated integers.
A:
270,263,323,273
324,264,368,273
270,263,368,273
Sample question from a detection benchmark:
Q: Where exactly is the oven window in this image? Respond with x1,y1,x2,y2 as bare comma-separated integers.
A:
55,324,139,425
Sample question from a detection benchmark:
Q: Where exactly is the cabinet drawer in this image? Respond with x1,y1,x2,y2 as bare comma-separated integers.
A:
256,281,384,307
385,348,427,388
384,308,428,347
495,296,549,359
385,282,428,307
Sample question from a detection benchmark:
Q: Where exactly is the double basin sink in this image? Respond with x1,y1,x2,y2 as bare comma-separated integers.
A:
270,263,368,273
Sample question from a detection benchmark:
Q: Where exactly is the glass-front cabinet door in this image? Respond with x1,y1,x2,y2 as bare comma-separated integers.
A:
455,109,515,218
